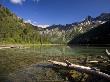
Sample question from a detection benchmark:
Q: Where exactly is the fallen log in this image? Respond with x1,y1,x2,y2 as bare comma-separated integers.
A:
89,61,99,63
48,60,110,80
106,49,110,60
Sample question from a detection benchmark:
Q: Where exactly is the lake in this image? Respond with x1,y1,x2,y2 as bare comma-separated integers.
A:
0,45,110,82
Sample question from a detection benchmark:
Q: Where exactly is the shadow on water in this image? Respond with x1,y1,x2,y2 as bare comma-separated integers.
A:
37,64,76,82
6,63,110,82
8,63,74,82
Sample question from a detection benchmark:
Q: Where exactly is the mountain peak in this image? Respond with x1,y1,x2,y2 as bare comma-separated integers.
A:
0,4,3,8
95,13,110,21
100,13,110,16
84,15,93,22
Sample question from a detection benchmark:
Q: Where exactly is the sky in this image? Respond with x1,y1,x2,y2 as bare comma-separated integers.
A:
0,0,110,26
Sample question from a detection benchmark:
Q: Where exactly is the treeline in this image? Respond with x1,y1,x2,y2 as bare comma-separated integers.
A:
0,4,50,44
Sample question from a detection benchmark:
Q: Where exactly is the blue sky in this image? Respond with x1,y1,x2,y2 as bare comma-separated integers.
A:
0,0,110,25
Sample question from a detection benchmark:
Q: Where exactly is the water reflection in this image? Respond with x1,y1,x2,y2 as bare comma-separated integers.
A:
24,45,110,56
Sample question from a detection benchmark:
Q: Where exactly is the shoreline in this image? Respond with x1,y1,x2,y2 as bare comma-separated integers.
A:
0,44,66,49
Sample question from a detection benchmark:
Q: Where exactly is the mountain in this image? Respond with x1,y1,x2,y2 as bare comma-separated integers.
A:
94,13,110,21
42,13,110,44
0,4,110,44
68,20,110,46
0,4,50,44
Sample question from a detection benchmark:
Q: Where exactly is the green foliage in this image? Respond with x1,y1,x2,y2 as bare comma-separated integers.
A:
0,5,50,44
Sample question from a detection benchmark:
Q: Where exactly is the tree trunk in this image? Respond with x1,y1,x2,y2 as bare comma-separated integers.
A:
48,60,110,80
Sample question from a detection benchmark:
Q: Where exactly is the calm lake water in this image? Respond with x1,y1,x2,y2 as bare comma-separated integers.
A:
0,45,110,82
30,45,109,56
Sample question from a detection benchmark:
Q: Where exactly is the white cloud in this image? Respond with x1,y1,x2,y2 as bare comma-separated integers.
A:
24,19,31,23
24,19,49,28
24,19,37,26
37,25,50,28
10,0,26,4
10,0,41,4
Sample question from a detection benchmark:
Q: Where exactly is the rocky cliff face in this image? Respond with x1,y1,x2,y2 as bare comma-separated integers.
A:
41,13,110,44
68,20,110,46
